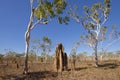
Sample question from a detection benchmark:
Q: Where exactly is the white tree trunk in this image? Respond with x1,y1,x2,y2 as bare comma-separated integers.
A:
94,39,98,67
100,54,103,62
23,30,30,74
23,8,34,74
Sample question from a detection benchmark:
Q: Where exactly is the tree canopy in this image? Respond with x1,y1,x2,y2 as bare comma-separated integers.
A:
33,0,69,24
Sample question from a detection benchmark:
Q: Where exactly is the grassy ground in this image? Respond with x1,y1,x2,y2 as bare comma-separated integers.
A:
0,60,120,80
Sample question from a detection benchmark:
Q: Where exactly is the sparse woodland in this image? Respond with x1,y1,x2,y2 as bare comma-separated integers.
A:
0,0,120,80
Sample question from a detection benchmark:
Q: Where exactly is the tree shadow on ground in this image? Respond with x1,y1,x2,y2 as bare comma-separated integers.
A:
67,62,120,72
67,67,88,72
0,71,58,80
75,67,88,71
98,62,119,69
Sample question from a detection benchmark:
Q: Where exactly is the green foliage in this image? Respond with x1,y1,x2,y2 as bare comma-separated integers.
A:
86,35,89,39
34,0,69,24
28,50,36,61
80,35,83,39
34,5,47,20
0,54,3,58
40,36,52,54
30,37,52,57
34,1,55,20
104,0,111,17
104,0,110,5
63,16,69,24
0,54,3,62
58,16,69,24
101,26,107,34
58,17,63,24
43,36,52,45
83,0,111,28
54,0,67,15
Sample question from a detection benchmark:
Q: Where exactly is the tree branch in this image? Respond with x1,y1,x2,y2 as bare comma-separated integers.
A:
40,20,51,24
30,19,51,30
30,20,41,30
104,37,120,52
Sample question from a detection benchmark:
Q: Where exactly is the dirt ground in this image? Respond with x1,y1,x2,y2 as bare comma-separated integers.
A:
0,60,120,80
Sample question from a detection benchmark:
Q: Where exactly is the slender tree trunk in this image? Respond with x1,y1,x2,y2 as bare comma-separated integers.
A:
35,49,38,62
23,30,30,74
94,39,98,67
100,55,103,62
23,8,33,74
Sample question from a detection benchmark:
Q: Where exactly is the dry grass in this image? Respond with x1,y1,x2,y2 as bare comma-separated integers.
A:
0,60,120,80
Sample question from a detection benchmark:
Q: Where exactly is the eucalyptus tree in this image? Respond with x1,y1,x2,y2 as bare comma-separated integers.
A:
31,38,41,61
68,0,111,67
81,0,111,67
40,36,52,63
70,41,80,70
24,0,69,74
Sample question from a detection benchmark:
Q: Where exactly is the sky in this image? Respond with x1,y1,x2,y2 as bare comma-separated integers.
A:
0,0,120,55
